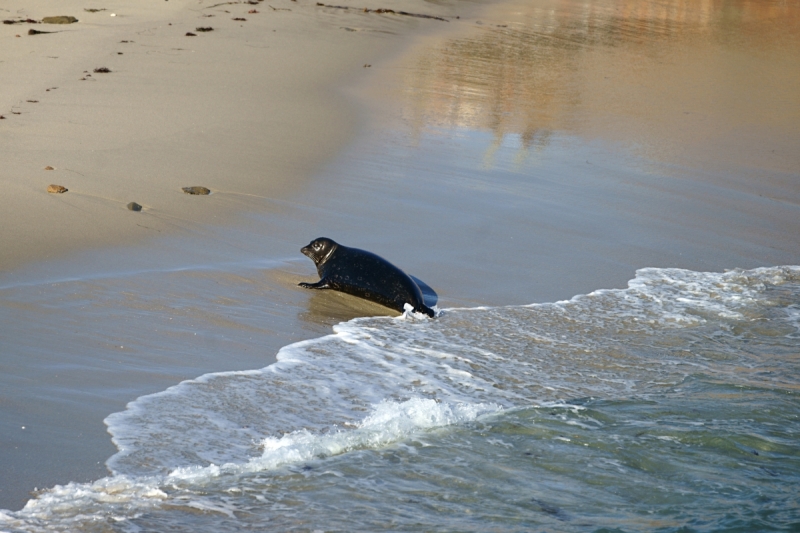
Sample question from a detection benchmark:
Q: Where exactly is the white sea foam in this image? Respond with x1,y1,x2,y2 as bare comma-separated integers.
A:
1,398,498,531
167,397,500,481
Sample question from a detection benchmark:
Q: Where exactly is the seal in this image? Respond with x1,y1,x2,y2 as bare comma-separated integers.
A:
299,237,435,318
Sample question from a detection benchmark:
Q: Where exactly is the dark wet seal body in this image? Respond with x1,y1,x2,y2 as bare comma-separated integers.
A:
299,237,435,318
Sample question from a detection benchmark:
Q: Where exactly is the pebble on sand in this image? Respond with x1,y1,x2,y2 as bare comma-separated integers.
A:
182,186,211,195
47,184,68,194
127,202,143,211
42,16,78,24
45,166,54,170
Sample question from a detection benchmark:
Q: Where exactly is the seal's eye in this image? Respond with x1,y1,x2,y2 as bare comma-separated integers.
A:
314,243,322,251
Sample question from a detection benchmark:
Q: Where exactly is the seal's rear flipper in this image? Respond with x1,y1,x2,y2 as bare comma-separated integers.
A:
414,305,436,318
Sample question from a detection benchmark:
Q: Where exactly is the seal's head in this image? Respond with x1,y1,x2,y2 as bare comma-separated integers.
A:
301,237,338,266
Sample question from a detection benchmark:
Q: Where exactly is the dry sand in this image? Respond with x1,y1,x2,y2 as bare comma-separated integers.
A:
0,0,462,272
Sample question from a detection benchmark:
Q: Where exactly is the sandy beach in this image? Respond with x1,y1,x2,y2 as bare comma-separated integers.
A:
2,0,799,517
0,0,464,272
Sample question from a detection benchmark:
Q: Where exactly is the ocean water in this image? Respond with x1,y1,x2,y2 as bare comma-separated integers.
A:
2,265,798,532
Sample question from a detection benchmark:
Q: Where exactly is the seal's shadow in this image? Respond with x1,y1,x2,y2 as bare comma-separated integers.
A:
298,275,438,327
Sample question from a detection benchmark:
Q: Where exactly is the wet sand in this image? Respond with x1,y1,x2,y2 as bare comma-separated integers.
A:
353,0,800,303
2,0,799,513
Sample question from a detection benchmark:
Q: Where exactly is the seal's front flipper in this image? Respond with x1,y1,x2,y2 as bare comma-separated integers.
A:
299,279,331,290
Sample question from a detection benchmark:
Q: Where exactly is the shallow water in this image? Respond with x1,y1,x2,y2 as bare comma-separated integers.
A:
2,266,799,531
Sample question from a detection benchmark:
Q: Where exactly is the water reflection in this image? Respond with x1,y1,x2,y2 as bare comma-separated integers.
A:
399,0,800,172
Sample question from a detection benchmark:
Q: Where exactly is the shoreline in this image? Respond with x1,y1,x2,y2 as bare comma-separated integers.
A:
0,0,486,511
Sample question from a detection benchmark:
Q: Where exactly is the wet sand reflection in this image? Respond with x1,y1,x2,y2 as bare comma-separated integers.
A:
399,0,800,175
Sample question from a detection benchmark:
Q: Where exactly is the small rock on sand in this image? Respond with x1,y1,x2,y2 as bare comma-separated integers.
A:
47,184,68,194
42,16,78,24
127,202,143,211
44,166,54,170
182,186,211,195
